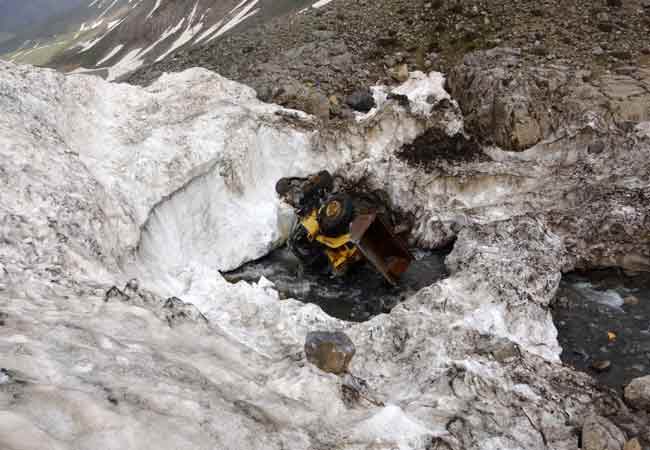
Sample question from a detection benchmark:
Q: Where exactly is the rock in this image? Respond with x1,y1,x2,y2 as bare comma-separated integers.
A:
623,438,642,450
307,92,331,122
623,295,640,306
589,141,606,154
582,415,626,450
592,359,612,372
105,286,130,302
304,331,355,374
624,375,650,410
388,64,409,82
163,297,208,327
345,89,376,112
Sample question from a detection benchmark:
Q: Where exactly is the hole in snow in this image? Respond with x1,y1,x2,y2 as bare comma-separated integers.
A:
552,268,650,392
222,246,449,322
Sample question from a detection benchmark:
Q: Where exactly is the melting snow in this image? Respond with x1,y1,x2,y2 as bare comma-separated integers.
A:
96,44,124,65
207,0,259,43
155,1,203,62
312,0,335,8
146,0,162,20
107,47,145,80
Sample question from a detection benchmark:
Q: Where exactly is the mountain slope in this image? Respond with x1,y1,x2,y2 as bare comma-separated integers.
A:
1,0,318,81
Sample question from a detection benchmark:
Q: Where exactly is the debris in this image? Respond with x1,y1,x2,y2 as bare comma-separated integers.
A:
304,331,356,374
276,171,413,285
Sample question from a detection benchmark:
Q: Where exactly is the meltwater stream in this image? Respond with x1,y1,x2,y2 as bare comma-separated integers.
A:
553,269,650,391
223,247,449,322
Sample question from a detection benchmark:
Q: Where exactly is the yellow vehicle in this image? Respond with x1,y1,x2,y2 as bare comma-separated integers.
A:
276,172,413,285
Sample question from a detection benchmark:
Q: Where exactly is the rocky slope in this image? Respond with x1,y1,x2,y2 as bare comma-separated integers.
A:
125,0,650,114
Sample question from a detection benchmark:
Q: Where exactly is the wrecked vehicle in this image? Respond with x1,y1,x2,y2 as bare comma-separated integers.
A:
275,171,413,285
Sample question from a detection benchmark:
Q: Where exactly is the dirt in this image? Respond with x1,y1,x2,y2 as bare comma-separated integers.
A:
396,126,490,171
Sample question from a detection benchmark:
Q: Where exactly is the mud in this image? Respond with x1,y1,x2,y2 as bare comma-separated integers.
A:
395,127,490,171
222,247,449,322
553,269,650,392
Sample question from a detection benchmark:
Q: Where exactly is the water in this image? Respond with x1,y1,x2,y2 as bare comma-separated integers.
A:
552,269,650,391
222,247,449,322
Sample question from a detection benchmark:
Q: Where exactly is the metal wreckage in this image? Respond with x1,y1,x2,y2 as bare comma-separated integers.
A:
275,171,413,285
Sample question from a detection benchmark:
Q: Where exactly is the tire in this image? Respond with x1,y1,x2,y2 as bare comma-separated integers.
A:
318,194,354,237
288,225,327,268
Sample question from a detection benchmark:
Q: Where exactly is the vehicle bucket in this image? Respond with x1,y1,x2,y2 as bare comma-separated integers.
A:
349,212,414,285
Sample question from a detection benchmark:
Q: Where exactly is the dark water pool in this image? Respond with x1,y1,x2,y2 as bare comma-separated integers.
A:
552,269,650,391
222,247,448,322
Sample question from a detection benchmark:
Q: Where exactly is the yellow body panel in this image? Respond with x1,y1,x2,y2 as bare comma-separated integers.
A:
299,209,360,272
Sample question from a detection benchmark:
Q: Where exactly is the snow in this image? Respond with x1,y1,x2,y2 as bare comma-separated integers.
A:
193,19,223,44
74,17,126,53
146,0,162,20
107,47,144,80
206,0,259,43
154,1,203,62
312,0,335,8
96,44,124,65
0,61,594,450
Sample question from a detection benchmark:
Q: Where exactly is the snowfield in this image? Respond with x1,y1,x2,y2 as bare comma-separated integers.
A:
0,61,613,450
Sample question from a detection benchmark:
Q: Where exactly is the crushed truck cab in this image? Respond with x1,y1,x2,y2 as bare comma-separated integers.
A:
276,171,413,285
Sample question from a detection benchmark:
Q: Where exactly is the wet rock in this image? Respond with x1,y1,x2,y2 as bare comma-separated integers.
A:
623,438,642,450
345,88,376,112
592,359,612,372
624,375,650,411
304,331,355,374
582,415,626,450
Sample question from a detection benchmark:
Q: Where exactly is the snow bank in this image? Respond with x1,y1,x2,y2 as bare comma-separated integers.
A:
0,61,597,450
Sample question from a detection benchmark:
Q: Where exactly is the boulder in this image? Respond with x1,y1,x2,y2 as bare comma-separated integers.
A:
582,415,626,450
624,375,650,411
623,438,642,450
345,89,376,112
388,64,409,82
304,331,356,374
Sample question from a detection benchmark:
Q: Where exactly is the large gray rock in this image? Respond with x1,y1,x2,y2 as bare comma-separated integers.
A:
624,375,650,411
582,415,626,450
345,88,376,112
304,331,356,374
447,47,650,151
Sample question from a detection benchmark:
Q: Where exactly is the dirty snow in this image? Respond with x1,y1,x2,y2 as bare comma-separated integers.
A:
0,61,601,450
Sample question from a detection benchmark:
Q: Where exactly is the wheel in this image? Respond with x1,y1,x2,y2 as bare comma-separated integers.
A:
288,225,328,268
318,194,354,237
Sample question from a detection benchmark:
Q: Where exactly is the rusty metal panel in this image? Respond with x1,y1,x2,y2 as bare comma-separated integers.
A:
350,213,413,285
